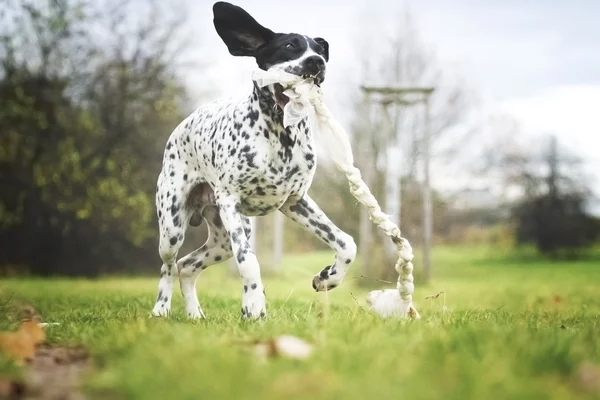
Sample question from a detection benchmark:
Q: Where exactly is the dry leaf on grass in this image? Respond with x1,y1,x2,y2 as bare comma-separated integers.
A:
574,362,600,394
0,305,48,364
552,295,562,303
0,304,89,399
0,319,45,364
254,335,314,360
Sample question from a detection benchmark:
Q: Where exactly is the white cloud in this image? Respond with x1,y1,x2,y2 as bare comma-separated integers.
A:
499,84,600,159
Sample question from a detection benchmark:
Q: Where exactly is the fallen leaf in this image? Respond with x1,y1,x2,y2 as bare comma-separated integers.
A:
0,318,45,364
254,335,313,360
552,295,562,303
574,362,600,394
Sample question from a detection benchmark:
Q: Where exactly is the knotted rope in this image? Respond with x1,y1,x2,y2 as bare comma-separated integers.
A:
253,69,420,319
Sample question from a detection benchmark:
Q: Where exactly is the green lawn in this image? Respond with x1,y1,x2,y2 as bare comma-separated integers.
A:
1,246,600,400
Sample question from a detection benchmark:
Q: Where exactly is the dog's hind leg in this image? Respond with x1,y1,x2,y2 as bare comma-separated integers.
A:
280,195,357,292
152,171,189,317
177,205,235,319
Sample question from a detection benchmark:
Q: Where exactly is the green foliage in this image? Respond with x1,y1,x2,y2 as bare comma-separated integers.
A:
0,0,190,275
1,247,600,399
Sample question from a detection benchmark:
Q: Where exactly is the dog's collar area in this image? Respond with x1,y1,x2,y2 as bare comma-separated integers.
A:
251,83,284,120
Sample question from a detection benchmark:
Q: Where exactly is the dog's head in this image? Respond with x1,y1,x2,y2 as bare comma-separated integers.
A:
213,2,329,105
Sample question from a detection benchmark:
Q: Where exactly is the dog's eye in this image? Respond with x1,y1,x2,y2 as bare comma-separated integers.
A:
285,43,294,49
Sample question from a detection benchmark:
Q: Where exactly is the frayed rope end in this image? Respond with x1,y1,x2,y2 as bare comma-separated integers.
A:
366,289,421,319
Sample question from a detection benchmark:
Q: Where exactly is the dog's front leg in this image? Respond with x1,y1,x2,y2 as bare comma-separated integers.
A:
217,196,266,320
280,195,357,291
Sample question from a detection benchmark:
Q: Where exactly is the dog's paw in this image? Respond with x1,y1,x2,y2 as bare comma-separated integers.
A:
312,265,344,292
152,290,173,317
151,303,171,317
241,286,266,320
186,306,206,320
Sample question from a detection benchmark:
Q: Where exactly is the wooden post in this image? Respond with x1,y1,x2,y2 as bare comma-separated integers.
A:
359,85,435,281
358,93,373,276
422,96,432,283
382,104,399,261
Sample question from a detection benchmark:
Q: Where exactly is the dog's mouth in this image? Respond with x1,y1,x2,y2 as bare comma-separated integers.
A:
273,75,322,111
273,83,289,110
303,73,324,86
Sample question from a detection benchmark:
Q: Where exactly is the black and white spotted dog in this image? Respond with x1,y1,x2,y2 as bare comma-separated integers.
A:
152,1,356,320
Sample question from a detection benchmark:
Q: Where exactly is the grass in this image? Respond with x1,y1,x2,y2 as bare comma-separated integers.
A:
1,245,600,400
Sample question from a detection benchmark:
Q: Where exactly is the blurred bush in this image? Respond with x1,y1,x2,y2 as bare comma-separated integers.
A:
0,0,192,276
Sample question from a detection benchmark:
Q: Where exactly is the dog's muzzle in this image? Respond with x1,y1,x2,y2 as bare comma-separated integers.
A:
301,56,325,84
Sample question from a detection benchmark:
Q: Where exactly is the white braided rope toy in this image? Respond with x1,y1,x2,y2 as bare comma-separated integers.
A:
253,69,420,319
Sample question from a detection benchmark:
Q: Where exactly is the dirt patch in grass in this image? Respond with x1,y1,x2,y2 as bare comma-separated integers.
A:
2,345,90,399
1,343,91,400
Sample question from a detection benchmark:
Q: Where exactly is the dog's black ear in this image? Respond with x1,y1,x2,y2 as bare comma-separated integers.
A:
314,37,329,62
213,2,276,57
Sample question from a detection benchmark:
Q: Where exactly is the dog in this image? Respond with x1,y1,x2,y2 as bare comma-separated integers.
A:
151,1,357,320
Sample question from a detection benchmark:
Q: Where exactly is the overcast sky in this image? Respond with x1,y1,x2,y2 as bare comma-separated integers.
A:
183,0,600,198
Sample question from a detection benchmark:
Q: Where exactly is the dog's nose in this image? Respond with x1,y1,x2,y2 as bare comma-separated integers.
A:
302,56,325,80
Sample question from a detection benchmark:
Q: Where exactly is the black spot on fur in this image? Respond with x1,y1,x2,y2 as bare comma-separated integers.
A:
183,257,197,268
246,109,259,127
285,165,300,180
236,248,246,263
290,202,309,218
